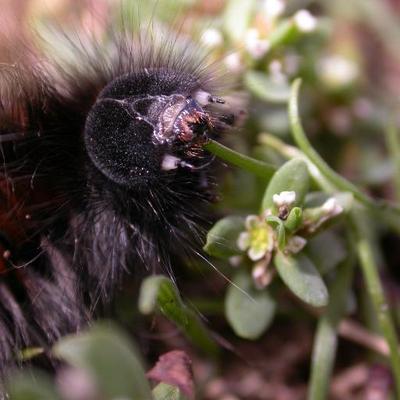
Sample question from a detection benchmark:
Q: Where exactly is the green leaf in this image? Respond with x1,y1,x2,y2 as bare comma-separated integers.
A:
225,272,276,339
266,215,286,250
244,71,291,104
261,158,310,212
223,0,255,43
268,20,298,49
138,276,218,356
274,252,328,307
306,231,347,275
153,383,187,400
204,216,245,259
308,254,355,400
7,370,60,400
53,323,152,400
284,207,303,232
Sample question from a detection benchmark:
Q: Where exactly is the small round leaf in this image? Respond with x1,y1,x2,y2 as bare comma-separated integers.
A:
261,158,310,212
204,216,245,259
274,252,328,307
225,272,276,339
53,323,152,400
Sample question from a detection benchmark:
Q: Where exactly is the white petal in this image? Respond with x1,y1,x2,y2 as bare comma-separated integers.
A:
294,10,317,32
322,198,343,217
237,232,251,251
263,0,286,18
248,247,266,261
245,215,260,230
318,56,359,87
273,191,296,207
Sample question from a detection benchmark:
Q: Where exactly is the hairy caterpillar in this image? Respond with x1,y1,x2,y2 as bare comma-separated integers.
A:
0,7,241,375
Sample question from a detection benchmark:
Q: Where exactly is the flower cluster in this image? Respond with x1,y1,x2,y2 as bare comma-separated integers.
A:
235,191,343,289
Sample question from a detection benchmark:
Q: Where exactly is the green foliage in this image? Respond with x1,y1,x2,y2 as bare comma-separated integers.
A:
261,158,310,212
225,272,276,339
204,216,245,259
274,252,328,307
138,275,218,356
53,324,152,399
8,324,188,400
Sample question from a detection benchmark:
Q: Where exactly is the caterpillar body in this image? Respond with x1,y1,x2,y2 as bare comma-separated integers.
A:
0,14,240,375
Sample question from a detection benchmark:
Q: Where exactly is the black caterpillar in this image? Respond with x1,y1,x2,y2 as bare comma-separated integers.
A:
0,14,240,376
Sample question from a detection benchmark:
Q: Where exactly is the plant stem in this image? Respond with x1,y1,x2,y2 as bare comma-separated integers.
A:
288,78,400,396
289,78,400,233
384,121,400,202
259,133,336,192
204,139,276,179
350,210,400,398
138,276,219,357
307,249,355,400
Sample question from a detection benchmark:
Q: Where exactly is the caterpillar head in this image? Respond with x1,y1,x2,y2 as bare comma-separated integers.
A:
84,67,238,188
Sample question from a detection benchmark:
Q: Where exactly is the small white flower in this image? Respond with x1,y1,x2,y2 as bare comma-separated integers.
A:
201,28,223,48
224,52,243,73
245,29,270,60
238,215,275,261
263,0,286,18
318,55,359,87
322,198,343,217
272,191,296,208
286,236,307,254
294,10,317,33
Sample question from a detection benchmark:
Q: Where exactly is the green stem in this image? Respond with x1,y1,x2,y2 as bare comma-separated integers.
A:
204,139,276,179
308,251,355,400
289,79,400,232
259,133,336,192
350,210,400,398
289,79,386,207
288,78,400,395
384,121,400,202
138,276,219,357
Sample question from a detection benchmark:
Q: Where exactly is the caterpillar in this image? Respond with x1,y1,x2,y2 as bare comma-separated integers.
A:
0,6,241,376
